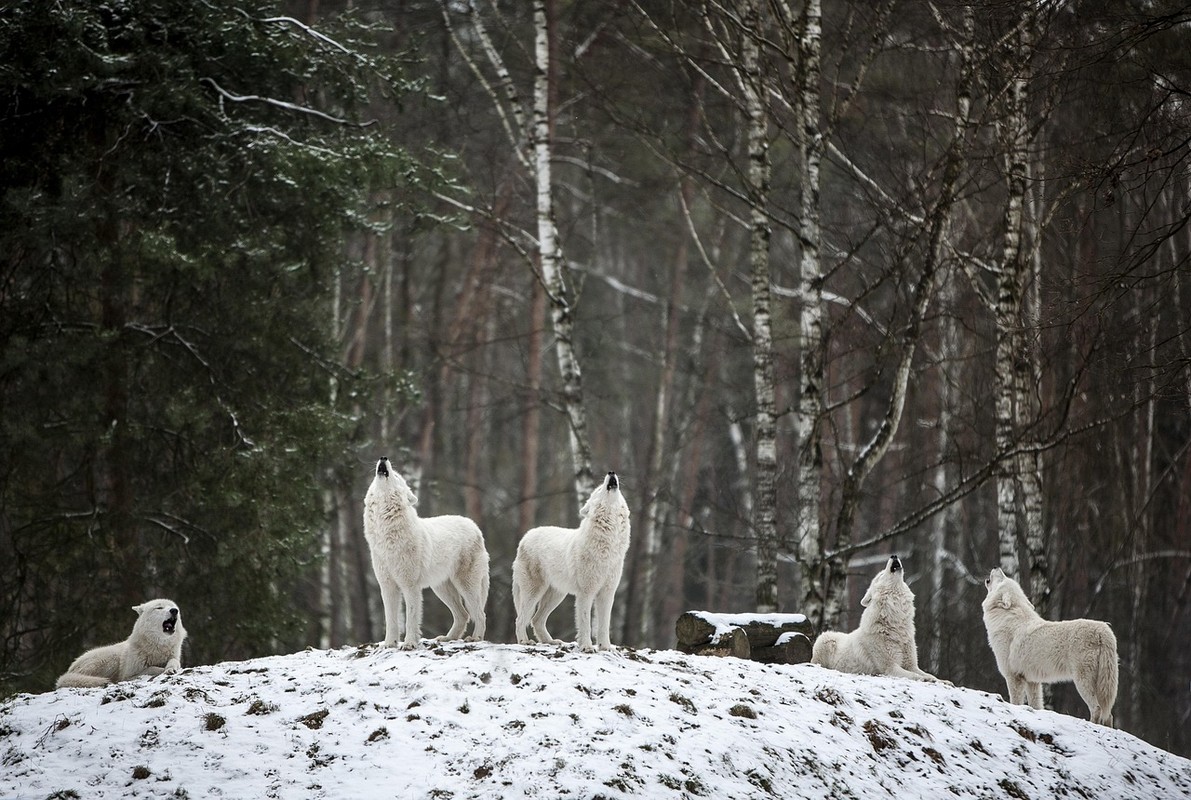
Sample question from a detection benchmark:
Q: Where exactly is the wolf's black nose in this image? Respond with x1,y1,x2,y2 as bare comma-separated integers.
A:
606,472,618,490
890,554,902,571
169,608,178,618
376,457,390,477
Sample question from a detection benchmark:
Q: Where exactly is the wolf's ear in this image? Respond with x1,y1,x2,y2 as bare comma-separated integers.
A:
406,488,419,507
997,591,1013,610
860,587,873,608
579,498,593,519
132,603,145,616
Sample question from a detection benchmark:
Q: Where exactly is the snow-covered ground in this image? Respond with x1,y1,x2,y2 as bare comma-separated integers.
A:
2,642,1188,799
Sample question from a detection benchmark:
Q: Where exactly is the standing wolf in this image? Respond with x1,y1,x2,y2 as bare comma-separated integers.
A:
811,555,941,681
363,456,489,649
982,568,1118,726
513,472,631,652
56,600,186,688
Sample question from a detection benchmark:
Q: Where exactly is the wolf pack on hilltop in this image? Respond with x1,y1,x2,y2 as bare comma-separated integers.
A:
55,456,1120,728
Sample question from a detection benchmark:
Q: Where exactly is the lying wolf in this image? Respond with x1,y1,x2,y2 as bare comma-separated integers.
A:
812,555,942,681
56,600,187,688
982,568,1118,726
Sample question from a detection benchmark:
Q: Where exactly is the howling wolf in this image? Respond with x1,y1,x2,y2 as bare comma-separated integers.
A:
512,472,631,652
982,568,1118,726
812,555,942,681
56,600,187,688
363,456,490,649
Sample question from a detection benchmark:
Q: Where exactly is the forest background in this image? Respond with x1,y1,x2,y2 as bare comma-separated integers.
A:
2,0,1189,757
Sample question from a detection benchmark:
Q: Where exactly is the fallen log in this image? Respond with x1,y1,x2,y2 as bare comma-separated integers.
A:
675,611,815,665
731,628,812,664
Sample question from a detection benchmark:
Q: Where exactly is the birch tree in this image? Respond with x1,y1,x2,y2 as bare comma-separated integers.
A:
993,8,1048,608
443,0,595,513
788,0,827,626
533,0,595,509
738,0,780,613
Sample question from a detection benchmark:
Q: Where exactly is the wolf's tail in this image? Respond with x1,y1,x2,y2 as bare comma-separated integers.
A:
1091,624,1119,727
55,672,113,689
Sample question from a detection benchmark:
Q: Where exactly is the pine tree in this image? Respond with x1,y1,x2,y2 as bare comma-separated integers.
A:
0,0,430,692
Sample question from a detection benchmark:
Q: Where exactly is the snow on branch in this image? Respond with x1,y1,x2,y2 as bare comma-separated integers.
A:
259,15,353,55
200,78,376,128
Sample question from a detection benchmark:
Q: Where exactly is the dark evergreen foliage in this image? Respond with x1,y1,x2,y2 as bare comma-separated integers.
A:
0,0,426,692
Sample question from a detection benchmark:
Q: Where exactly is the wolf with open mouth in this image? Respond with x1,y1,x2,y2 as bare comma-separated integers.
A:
56,599,187,689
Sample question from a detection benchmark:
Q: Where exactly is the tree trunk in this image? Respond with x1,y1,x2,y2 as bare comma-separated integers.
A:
995,12,1034,584
928,275,961,674
534,0,593,514
792,0,826,630
1019,151,1048,610
519,276,546,535
739,0,779,614
637,76,703,645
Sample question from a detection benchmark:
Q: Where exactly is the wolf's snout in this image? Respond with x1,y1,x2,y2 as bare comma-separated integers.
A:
162,610,178,634
376,457,390,477
606,471,618,490
889,554,902,572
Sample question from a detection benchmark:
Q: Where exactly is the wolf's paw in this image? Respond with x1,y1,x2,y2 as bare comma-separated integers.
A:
597,643,616,652
578,643,597,653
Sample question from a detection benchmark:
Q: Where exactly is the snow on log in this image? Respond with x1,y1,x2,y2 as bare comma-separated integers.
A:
675,611,814,665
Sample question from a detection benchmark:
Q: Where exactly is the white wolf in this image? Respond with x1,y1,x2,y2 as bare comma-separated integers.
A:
512,471,631,652
982,568,1118,726
811,555,941,681
56,599,186,689
363,456,489,649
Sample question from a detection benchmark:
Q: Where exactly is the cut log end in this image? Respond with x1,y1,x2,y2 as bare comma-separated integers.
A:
676,611,815,665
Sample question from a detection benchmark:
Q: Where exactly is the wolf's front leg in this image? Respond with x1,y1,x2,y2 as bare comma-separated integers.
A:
1006,674,1029,705
574,592,595,652
378,581,404,648
401,588,423,650
594,586,617,651
888,665,937,682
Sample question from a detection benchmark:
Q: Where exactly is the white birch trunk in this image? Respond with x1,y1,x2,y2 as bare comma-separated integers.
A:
928,247,965,671
741,0,779,613
995,14,1033,584
794,0,827,627
533,0,594,513
1019,153,1048,609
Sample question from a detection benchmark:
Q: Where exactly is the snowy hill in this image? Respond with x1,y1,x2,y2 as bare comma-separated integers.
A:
2,643,1188,799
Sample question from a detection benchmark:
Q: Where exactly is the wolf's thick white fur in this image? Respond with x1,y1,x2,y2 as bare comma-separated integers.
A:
56,599,186,689
363,457,489,649
812,555,941,681
982,568,1118,726
512,472,631,652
